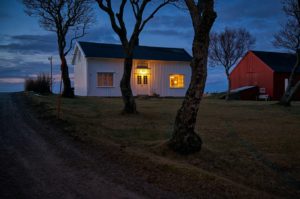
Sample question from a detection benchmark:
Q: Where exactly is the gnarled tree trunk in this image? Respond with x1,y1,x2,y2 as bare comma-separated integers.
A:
169,0,216,154
169,41,207,154
97,0,174,114
288,80,300,101
60,54,74,98
120,56,137,113
279,50,300,106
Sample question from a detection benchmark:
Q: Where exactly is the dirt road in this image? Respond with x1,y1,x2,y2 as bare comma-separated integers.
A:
0,93,177,199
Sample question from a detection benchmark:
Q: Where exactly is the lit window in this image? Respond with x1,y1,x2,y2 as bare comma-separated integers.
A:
170,74,184,88
137,75,148,85
97,73,113,87
137,75,142,84
143,76,148,84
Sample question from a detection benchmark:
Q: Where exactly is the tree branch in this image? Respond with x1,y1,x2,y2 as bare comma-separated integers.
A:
116,0,128,37
64,23,87,56
139,0,174,33
96,0,122,34
130,0,139,18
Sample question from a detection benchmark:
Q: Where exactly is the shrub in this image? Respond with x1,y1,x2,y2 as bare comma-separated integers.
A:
24,73,51,94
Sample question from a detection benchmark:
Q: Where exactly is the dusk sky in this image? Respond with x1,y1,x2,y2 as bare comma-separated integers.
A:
0,0,286,93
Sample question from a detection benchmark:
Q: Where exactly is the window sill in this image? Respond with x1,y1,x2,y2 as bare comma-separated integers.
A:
96,86,115,88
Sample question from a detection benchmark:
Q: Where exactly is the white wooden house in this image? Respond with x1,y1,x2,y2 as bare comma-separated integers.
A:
72,42,192,97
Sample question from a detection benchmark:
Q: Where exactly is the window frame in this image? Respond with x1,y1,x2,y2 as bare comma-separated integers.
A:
143,75,148,85
169,74,185,89
137,75,142,85
97,72,114,88
136,75,149,85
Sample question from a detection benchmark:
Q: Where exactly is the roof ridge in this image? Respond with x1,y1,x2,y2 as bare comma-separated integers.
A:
251,50,294,56
78,41,186,51
76,41,192,62
250,50,298,73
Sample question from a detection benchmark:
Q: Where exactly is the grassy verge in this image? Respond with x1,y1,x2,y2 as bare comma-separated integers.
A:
23,92,300,198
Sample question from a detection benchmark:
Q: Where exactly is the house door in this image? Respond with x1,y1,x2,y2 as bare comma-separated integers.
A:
136,75,149,95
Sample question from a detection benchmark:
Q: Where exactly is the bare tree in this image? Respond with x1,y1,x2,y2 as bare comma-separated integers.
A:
168,0,216,154
274,0,300,106
209,28,255,100
23,0,93,98
96,0,176,114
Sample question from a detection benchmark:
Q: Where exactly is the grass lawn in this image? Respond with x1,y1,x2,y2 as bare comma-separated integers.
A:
26,93,300,198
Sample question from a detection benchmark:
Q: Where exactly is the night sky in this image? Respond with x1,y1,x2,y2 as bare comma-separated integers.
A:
0,0,286,93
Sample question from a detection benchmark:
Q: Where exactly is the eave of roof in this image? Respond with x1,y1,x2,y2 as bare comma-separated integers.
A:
251,50,300,73
230,86,257,93
77,41,192,62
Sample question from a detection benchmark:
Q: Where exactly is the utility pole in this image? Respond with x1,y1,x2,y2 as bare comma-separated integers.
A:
47,56,62,118
48,56,53,93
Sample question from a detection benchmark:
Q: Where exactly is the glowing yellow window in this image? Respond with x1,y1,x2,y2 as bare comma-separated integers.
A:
169,74,184,88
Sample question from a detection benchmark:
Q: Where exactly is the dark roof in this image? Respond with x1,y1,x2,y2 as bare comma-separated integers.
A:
77,41,191,62
230,86,257,93
252,51,300,73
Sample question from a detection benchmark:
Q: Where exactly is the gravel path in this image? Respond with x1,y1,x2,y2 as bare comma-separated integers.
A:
0,93,177,199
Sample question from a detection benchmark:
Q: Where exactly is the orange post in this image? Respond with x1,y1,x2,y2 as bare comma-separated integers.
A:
57,74,63,119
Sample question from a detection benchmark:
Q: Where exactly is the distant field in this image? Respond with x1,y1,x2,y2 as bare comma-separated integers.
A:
26,93,300,198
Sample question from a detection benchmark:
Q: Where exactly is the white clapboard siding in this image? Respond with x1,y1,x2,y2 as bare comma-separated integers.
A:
73,48,191,97
74,50,88,96
87,58,123,97
151,61,191,97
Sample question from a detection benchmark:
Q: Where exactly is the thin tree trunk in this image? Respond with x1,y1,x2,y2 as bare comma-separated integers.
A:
279,49,300,106
120,56,137,114
285,79,300,104
280,87,293,106
60,54,74,98
225,70,231,101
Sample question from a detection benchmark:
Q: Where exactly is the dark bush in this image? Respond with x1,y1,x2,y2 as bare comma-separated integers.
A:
24,73,51,94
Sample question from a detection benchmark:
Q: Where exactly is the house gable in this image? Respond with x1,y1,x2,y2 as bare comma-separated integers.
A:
230,51,274,98
73,43,89,96
72,43,86,65
229,50,300,100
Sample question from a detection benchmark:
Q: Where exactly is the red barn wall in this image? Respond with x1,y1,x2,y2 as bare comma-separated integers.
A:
230,52,274,99
273,73,300,100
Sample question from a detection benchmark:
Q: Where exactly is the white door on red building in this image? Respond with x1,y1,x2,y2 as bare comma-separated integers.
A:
285,78,289,91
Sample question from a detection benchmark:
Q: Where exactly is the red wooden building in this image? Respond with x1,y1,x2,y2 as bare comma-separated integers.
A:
230,51,300,100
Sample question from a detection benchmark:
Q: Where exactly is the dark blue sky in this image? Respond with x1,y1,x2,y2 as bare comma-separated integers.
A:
0,0,286,92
